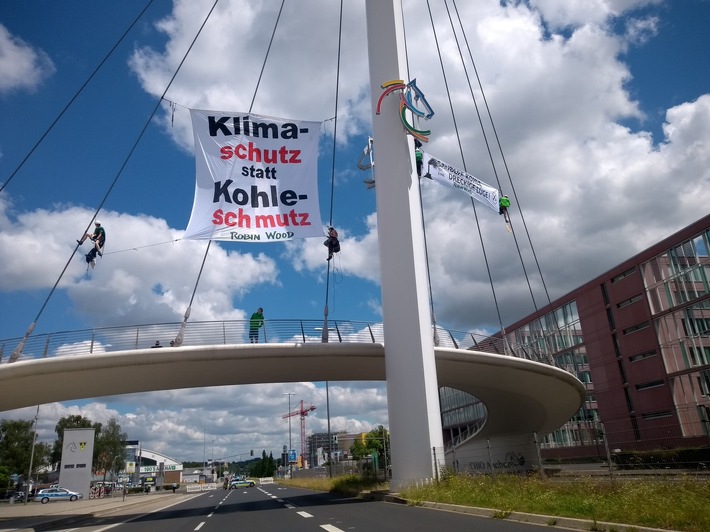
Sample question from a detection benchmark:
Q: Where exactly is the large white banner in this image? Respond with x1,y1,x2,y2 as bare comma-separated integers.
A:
421,152,499,212
184,110,324,242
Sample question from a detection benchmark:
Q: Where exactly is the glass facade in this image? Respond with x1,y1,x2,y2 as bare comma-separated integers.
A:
441,219,710,454
641,228,710,439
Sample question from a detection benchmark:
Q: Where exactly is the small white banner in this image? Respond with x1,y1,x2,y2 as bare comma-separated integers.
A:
421,152,499,212
184,109,324,242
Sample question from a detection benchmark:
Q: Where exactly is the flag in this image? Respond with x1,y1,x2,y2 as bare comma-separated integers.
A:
184,109,324,242
421,152,499,212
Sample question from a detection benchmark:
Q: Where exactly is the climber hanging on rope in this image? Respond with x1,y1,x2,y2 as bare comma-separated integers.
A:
324,226,340,261
77,220,106,269
499,195,511,224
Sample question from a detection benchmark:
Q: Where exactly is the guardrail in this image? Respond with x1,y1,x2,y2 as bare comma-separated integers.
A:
0,319,550,366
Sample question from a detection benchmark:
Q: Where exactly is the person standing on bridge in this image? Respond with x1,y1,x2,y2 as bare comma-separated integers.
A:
249,307,264,343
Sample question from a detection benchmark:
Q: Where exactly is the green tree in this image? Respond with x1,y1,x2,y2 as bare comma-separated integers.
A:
51,415,99,470
349,438,369,460
0,464,11,494
349,426,390,472
94,418,127,481
0,420,35,482
248,450,276,478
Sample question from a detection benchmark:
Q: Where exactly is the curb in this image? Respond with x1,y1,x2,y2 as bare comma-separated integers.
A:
365,491,679,532
0,494,181,532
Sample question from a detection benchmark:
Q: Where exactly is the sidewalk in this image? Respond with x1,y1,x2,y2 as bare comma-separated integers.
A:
0,491,182,532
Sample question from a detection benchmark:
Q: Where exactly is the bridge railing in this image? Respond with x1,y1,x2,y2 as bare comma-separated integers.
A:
0,319,540,366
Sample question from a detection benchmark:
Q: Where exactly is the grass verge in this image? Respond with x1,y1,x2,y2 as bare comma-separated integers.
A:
400,474,709,532
280,473,709,531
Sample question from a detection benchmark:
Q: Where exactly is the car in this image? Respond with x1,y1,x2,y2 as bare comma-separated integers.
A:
229,479,255,488
36,487,83,503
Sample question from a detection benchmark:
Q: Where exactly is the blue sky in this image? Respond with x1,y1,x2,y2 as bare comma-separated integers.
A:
1,0,708,462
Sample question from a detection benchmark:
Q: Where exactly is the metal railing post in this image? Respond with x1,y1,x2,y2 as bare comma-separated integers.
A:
487,439,495,477
533,432,545,480
601,422,614,481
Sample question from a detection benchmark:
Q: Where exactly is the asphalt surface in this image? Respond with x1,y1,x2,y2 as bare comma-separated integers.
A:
0,488,678,532
0,491,185,532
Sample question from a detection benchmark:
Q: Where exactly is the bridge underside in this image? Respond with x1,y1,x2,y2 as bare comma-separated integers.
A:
0,343,584,439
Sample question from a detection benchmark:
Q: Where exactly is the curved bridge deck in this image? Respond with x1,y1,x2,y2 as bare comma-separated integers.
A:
0,320,585,442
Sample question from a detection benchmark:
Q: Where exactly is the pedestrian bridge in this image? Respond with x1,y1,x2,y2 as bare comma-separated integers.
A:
0,319,585,440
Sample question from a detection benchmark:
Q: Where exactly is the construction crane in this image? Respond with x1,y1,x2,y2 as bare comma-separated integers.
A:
282,399,316,467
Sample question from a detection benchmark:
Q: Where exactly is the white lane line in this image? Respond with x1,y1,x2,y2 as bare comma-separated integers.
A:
195,522,205,531
285,503,296,509
297,511,314,518
90,494,204,532
208,511,214,517
320,525,345,532
271,495,278,498
276,498,284,503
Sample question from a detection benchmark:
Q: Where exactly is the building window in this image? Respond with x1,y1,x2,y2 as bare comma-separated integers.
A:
641,411,673,420
617,294,644,309
635,380,665,391
699,372,710,396
629,350,657,362
623,322,650,335
611,267,637,283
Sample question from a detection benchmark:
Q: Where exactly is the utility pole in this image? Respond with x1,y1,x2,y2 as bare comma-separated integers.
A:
284,392,294,477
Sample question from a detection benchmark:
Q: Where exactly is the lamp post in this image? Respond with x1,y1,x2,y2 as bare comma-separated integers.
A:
202,429,206,482
24,405,40,505
110,455,120,497
211,439,216,481
284,392,295,477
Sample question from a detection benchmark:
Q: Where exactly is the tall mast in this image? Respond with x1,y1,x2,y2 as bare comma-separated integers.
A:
365,0,444,488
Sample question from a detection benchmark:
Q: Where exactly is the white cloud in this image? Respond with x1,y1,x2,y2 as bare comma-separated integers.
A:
1,0,708,461
0,202,279,326
0,24,55,94
3,381,388,461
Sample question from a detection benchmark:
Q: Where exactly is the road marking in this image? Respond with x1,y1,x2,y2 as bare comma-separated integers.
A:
195,522,205,530
208,511,214,517
297,511,313,518
320,525,345,532
285,503,295,509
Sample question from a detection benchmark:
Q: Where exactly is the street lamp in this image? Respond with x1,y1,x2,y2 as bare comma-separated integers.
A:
284,392,295,477
110,455,120,497
211,439,216,480
203,429,206,482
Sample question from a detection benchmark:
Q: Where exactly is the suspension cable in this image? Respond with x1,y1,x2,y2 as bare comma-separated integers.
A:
321,0,345,343
451,0,553,309
423,0,507,334
11,0,221,361
174,0,287,346
0,0,157,194
401,0,440,345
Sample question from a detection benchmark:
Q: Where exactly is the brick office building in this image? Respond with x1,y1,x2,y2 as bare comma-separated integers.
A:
442,214,710,460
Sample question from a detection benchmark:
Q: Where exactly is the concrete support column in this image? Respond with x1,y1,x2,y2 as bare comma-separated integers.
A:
365,0,444,489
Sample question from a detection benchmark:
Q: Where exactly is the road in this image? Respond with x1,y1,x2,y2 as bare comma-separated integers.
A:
58,486,556,532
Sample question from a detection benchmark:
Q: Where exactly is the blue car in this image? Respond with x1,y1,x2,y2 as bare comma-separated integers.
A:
36,487,83,503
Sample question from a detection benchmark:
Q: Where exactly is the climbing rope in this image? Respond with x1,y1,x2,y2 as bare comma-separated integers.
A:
450,0,554,310
422,0,508,338
173,0,287,346
321,0,345,343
